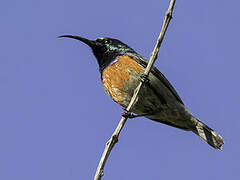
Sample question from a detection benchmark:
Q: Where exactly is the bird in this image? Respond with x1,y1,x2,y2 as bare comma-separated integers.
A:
59,35,224,150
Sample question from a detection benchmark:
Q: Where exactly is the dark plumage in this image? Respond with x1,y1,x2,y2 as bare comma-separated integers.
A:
59,35,224,150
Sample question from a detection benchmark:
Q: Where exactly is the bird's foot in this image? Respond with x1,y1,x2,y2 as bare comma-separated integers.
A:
122,111,152,119
140,74,150,84
121,111,136,119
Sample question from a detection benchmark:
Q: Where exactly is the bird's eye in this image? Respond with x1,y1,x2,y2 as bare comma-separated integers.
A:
103,39,111,44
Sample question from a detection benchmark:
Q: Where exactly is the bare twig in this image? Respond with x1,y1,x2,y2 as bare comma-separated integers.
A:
94,1,176,179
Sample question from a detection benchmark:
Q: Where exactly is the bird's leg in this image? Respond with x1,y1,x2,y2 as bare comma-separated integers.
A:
130,112,153,118
122,110,153,119
121,111,136,119
140,74,150,84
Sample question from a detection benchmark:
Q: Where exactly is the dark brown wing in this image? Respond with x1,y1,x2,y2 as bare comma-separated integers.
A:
126,52,184,105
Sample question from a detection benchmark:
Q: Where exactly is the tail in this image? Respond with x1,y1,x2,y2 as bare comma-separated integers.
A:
190,117,224,150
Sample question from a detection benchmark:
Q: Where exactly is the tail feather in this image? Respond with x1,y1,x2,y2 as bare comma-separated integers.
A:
190,117,224,150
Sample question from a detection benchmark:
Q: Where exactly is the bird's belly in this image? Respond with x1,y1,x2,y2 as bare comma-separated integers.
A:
102,55,190,129
102,55,166,113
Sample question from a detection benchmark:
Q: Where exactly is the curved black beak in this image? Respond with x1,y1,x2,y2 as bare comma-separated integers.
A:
58,35,96,48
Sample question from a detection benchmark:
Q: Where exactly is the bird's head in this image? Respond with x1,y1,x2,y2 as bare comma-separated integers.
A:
59,35,136,72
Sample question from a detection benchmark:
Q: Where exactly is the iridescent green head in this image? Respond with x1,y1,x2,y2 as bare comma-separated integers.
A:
59,35,136,72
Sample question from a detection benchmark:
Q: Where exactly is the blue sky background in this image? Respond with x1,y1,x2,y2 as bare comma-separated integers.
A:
0,0,239,179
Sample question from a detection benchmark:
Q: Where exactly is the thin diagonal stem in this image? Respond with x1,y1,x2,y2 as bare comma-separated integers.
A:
94,1,176,179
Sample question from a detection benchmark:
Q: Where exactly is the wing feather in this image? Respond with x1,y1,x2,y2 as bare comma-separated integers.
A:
126,52,184,105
